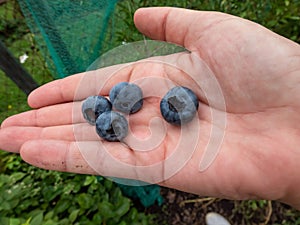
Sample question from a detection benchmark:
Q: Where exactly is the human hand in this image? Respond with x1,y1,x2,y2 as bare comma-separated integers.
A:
1,7,300,209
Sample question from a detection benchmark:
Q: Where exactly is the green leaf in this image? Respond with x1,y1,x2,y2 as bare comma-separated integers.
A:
104,179,113,190
83,176,96,186
72,180,82,193
57,218,69,225
98,201,116,220
9,218,21,225
44,211,54,221
128,208,138,221
6,199,19,209
76,193,93,210
0,217,9,225
92,214,102,224
54,199,71,214
0,174,10,186
42,186,62,202
251,201,258,211
287,16,300,21
4,186,20,201
43,220,58,225
10,173,26,183
69,209,80,223
0,201,12,211
30,212,43,225
21,218,31,225
115,198,130,217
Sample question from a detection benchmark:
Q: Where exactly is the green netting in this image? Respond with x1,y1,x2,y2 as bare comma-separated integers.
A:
17,0,119,78
118,183,164,208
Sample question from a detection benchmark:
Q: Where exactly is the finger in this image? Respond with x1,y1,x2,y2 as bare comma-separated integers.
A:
20,140,97,175
2,85,174,128
0,123,100,153
20,139,167,182
0,126,42,153
28,63,131,108
134,7,230,50
1,102,84,128
27,54,183,109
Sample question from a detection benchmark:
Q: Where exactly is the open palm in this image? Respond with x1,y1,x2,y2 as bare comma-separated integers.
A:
1,7,300,209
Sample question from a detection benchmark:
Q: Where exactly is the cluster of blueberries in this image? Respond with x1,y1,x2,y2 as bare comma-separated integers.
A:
81,82,199,142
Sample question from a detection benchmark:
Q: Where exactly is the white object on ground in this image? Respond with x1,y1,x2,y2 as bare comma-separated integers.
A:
19,53,29,64
205,212,231,225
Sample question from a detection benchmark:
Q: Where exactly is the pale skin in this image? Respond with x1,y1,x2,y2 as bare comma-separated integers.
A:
0,7,300,209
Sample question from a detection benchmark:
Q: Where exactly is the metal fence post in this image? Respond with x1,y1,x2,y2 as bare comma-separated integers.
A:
0,40,39,95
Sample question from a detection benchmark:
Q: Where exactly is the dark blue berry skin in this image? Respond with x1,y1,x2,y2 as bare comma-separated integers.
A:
160,86,199,126
95,111,128,142
109,82,143,114
82,96,112,125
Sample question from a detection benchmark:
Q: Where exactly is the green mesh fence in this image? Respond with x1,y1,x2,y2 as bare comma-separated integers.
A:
17,0,119,78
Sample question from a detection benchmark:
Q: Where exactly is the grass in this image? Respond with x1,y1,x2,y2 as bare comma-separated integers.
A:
0,0,300,224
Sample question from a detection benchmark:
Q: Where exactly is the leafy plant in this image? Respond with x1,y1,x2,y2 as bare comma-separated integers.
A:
0,156,155,225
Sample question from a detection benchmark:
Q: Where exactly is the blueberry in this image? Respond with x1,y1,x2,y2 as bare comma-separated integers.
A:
160,86,199,126
109,82,143,114
95,111,128,142
82,96,112,125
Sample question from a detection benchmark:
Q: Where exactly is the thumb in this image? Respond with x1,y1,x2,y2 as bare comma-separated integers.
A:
134,7,228,50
